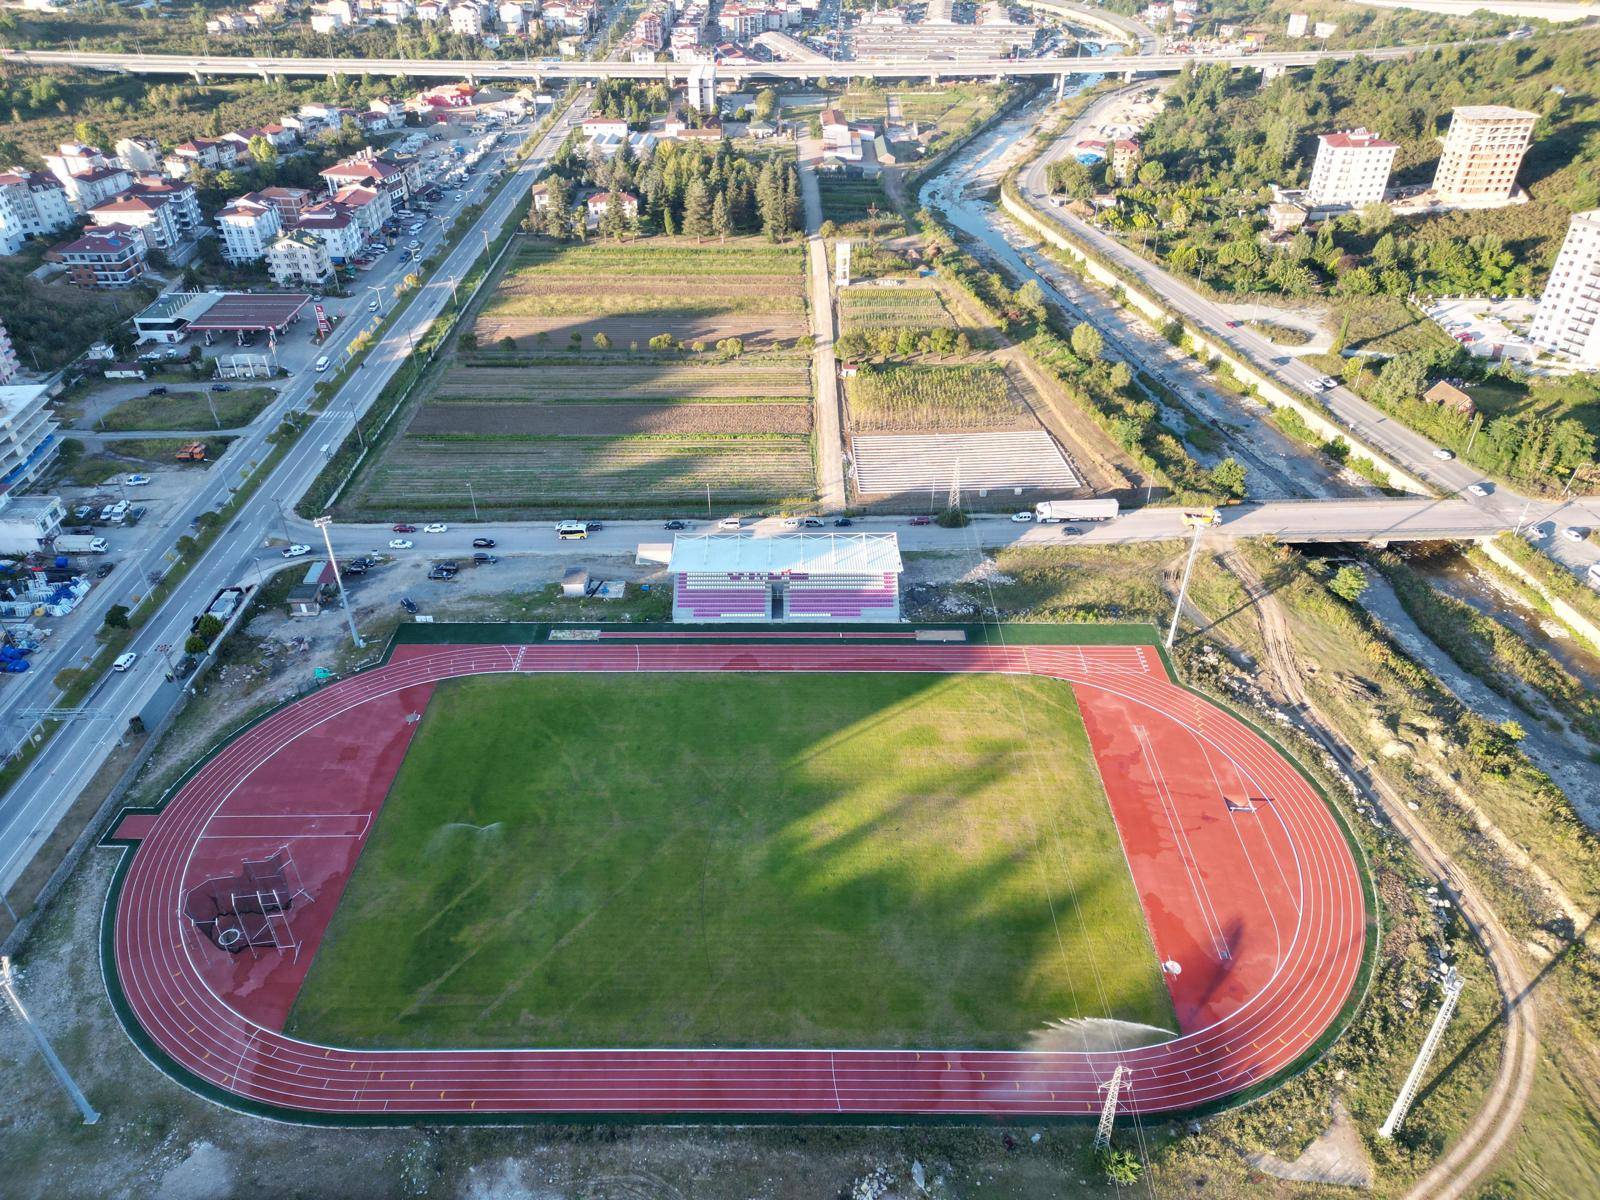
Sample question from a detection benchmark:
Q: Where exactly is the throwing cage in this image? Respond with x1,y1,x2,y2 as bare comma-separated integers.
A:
183,848,309,959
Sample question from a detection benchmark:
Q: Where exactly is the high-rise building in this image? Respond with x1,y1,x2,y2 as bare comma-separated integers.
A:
0,322,19,385
1530,209,1600,366
1305,128,1398,209
1431,105,1538,204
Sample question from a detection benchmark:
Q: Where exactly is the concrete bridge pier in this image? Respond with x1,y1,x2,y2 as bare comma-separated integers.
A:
1261,63,1285,85
929,73,940,86
191,70,206,84
1054,72,1067,99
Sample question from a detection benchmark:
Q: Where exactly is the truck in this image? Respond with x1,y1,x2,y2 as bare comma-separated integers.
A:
53,535,109,554
1034,499,1119,524
175,441,208,462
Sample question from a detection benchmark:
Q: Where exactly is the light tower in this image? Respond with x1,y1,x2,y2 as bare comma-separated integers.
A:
1379,968,1463,1139
313,515,364,650
1095,1064,1126,1152
0,956,99,1124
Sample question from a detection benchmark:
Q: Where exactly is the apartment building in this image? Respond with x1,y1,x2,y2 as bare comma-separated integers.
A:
255,185,315,227
46,224,151,288
0,170,74,255
43,143,133,211
1529,209,1600,367
448,1,483,33
1432,105,1538,204
266,230,335,287
0,322,19,385
687,62,718,113
296,201,363,261
0,383,61,492
1305,128,1398,209
88,192,184,251
114,136,165,173
320,147,422,203
216,194,283,262
332,184,393,235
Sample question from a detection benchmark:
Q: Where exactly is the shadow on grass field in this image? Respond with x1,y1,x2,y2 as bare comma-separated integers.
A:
287,671,1173,1050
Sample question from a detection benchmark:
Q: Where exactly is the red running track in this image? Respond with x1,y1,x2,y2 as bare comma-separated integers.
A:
106,642,1367,1120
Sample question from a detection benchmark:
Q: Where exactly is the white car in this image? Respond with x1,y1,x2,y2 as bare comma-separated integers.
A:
282,543,312,558
1561,526,1585,543
112,651,137,672
125,474,151,486
388,538,414,549
1467,484,1489,498
1432,448,1455,460
717,517,741,531
1010,511,1033,523
780,517,799,528
1316,376,1339,391
423,523,448,533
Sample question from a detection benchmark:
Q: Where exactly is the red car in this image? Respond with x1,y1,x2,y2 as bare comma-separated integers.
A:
909,515,932,526
392,523,417,533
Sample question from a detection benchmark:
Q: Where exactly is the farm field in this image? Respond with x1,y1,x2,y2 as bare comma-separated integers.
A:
351,434,815,515
96,386,277,433
473,237,809,350
817,175,900,239
845,363,1026,432
838,286,957,335
342,233,817,518
287,671,1172,1050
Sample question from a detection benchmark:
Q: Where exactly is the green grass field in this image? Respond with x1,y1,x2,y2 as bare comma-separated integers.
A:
288,672,1172,1050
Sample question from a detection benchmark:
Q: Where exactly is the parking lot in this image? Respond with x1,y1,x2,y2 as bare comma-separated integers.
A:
1422,296,1541,364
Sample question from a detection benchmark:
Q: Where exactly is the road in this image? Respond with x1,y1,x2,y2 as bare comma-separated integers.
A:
796,138,846,512
1012,85,1600,583
0,42,1467,83
0,96,590,896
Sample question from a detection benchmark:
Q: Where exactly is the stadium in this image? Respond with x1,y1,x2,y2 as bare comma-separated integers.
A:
101,624,1371,1122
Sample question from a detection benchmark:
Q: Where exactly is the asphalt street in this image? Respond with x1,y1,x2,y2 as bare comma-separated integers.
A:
0,97,590,894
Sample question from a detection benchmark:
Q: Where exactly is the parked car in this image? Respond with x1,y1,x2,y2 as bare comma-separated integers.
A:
1010,511,1033,523
282,543,311,558
471,537,496,548
400,597,419,614
909,515,932,526
663,520,687,530
388,538,414,549
147,386,168,396
833,517,854,527
801,517,825,528
472,552,498,564
1467,483,1490,498
423,523,449,533
1433,448,1455,460
584,521,603,532
1061,525,1085,537
211,383,230,392
95,561,116,579
716,518,741,531
781,517,799,528
428,566,457,580
1562,526,1586,543
125,474,151,487
392,523,417,532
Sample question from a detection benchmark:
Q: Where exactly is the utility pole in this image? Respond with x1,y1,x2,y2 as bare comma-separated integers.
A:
1166,517,1207,650
1379,968,1463,1139
1094,1065,1126,1152
0,956,99,1125
313,515,364,650
467,481,479,521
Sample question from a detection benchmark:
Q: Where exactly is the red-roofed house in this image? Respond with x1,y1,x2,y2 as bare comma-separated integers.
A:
585,190,638,228
319,147,421,202
47,224,150,288
331,184,392,235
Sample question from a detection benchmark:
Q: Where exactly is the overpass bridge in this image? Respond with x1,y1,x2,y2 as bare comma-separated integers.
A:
0,41,1450,85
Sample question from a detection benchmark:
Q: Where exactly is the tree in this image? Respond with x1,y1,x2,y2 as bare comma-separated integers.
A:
1109,360,1133,390
184,634,210,656
104,605,130,630
74,119,109,148
681,178,712,239
593,331,611,351
1016,280,1047,323
711,192,733,243
1210,456,1248,498
1328,564,1368,602
819,219,837,238
753,87,778,122
1069,321,1104,362
649,333,675,351
1096,1148,1143,1186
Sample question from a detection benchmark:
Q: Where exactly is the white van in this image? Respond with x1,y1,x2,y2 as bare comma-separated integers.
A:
314,355,331,372
112,651,138,672
556,521,588,540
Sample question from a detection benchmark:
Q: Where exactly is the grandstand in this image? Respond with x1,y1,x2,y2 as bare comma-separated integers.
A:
669,533,904,623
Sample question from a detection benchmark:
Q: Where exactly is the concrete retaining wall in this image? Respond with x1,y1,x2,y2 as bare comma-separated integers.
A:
1479,538,1600,655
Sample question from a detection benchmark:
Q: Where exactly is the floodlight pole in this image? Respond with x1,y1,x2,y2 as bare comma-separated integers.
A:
313,515,364,650
1166,520,1205,650
0,956,99,1125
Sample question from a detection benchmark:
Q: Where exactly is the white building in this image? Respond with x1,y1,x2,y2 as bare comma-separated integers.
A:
332,184,393,235
0,384,62,493
1530,209,1600,367
43,143,133,212
296,201,364,261
266,230,335,287
0,170,75,255
448,1,484,33
687,62,718,114
1304,128,1398,210
1286,11,1307,36
115,136,165,173
216,195,283,262
1432,105,1538,205
88,192,184,252
0,322,19,385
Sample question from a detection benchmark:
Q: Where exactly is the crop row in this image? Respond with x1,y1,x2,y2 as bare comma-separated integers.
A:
409,401,812,436
433,361,812,401
844,364,1021,432
511,237,802,277
838,288,956,333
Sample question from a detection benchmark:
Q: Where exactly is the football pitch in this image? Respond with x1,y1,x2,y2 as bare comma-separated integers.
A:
287,671,1174,1050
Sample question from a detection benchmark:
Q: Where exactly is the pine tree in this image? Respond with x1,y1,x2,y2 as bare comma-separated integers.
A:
682,178,712,239
711,192,732,243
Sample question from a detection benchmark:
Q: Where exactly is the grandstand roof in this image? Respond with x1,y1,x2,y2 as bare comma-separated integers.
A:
669,533,903,576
